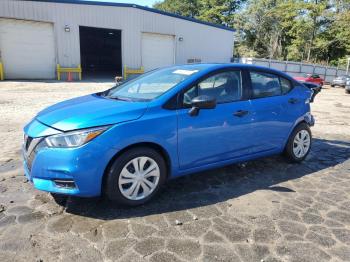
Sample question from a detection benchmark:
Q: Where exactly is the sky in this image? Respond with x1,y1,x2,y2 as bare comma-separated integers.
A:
86,0,158,7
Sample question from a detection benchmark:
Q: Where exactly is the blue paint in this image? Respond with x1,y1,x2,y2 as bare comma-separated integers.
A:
23,63,313,197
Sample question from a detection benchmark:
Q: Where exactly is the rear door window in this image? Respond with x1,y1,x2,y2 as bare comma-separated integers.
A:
280,77,293,94
250,71,282,98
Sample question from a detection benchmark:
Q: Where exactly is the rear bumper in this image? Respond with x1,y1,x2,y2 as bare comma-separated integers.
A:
304,113,315,127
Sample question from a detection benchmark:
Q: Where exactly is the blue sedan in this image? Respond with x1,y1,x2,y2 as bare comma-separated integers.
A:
23,64,314,205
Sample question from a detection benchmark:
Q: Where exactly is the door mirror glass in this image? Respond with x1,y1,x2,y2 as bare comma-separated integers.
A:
191,95,216,109
188,95,216,116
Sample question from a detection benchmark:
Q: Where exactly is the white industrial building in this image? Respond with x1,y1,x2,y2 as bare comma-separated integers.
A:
0,0,235,80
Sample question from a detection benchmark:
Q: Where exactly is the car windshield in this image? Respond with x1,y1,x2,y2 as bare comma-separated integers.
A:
103,67,202,101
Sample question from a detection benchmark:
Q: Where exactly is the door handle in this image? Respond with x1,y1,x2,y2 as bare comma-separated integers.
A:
288,98,299,104
233,110,249,117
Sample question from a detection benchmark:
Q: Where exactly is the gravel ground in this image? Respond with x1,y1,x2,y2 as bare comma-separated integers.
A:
0,81,349,262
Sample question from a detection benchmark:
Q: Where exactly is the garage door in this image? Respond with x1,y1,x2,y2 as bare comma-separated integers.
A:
0,19,56,79
141,33,175,72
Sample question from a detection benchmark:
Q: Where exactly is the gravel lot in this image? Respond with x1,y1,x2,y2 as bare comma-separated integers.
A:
0,81,349,262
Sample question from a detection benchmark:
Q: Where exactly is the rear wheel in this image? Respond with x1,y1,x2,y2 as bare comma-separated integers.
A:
104,147,166,206
284,123,312,163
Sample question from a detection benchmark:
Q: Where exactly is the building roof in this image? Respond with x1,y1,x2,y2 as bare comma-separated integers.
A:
23,0,235,32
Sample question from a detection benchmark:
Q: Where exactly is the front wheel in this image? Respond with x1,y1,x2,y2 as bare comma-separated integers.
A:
104,147,167,206
284,123,312,163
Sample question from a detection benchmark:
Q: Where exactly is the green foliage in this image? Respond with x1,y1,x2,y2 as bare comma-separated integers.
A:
153,0,350,65
153,0,245,26
153,0,200,18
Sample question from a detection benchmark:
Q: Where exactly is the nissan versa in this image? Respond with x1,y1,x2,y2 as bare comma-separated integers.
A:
23,64,315,205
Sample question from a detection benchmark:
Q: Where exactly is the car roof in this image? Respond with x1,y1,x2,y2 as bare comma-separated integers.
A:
165,63,294,80
166,63,284,72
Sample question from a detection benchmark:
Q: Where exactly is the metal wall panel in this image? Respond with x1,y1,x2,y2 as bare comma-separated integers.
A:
0,18,56,79
0,0,234,74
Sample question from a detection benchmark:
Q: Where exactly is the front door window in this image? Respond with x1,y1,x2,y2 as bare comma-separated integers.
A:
183,71,242,105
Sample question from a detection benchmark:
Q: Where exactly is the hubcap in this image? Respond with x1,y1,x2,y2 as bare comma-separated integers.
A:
293,130,311,158
118,156,160,200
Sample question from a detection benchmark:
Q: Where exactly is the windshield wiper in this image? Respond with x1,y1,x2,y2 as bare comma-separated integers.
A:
108,96,134,101
106,95,150,102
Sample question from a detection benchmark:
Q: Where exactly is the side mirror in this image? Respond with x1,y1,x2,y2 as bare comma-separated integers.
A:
188,95,216,116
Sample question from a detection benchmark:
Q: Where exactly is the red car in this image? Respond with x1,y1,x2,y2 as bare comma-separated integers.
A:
294,74,324,86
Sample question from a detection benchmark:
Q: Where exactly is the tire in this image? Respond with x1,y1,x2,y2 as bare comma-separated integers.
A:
284,123,312,163
346,89,350,94
104,147,167,206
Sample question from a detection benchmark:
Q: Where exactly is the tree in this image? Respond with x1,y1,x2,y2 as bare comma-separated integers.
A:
153,0,245,27
304,0,329,61
234,0,305,59
154,0,350,65
153,0,200,18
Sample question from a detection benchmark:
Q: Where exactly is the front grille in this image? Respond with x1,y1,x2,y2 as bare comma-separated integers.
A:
25,136,33,151
26,150,36,171
23,135,42,172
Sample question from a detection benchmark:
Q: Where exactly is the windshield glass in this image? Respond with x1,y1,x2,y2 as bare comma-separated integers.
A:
104,67,201,101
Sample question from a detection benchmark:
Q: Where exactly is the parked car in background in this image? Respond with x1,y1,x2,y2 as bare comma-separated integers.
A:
294,74,324,86
345,80,350,94
300,82,321,102
23,64,315,206
331,75,350,88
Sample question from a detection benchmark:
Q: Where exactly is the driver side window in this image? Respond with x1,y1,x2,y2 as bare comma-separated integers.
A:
183,71,242,106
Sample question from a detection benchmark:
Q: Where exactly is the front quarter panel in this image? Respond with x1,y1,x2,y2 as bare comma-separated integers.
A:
98,106,179,177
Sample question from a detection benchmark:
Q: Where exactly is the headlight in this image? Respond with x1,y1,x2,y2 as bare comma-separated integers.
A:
45,126,110,148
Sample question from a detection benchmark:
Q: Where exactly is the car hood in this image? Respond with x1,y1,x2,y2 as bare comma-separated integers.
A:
36,94,148,131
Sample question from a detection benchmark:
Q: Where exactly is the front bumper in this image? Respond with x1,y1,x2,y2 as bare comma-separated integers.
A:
23,120,117,197
23,139,116,197
23,140,117,197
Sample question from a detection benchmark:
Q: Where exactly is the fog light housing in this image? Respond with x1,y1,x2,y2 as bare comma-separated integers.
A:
53,179,76,189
